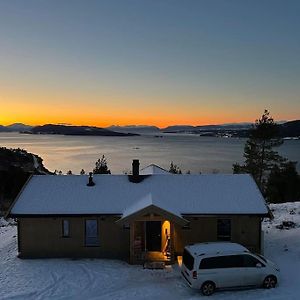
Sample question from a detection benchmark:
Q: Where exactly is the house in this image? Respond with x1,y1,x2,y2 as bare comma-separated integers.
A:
6,160,269,264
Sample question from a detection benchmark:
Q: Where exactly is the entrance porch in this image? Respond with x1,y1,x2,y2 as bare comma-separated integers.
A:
131,220,172,264
116,195,188,264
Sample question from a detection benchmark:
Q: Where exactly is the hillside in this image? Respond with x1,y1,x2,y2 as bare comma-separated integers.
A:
107,125,160,134
280,120,300,138
0,147,51,212
162,120,300,138
0,123,32,132
30,124,139,136
1,121,299,137
0,125,10,132
7,123,33,132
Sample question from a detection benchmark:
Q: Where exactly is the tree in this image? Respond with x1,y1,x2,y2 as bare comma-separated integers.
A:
169,161,182,174
80,169,86,175
93,155,111,174
233,110,286,191
266,161,300,203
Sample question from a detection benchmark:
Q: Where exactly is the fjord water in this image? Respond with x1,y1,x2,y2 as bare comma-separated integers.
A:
0,132,299,174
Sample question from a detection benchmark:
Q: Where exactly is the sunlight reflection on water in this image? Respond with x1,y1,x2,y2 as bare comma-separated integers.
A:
0,132,299,174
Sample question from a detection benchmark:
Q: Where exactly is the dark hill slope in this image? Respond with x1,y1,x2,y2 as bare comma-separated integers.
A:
279,120,300,137
31,124,139,136
0,148,51,213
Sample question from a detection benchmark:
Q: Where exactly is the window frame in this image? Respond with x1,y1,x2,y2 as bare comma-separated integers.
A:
217,218,231,241
62,219,70,238
84,219,100,247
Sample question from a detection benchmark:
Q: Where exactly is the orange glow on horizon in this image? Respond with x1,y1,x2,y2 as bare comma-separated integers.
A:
1,89,298,128
0,101,261,128
1,111,292,129
1,107,297,129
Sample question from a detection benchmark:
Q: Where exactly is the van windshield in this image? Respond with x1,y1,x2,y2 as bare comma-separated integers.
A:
183,249,194,271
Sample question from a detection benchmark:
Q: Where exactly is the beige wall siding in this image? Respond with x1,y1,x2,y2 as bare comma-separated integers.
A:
18,215,262,260
18,216,130,259
174,215,261,255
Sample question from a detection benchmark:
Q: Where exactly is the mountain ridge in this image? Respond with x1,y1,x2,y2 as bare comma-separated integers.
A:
0,120,299,137
30,124,139,136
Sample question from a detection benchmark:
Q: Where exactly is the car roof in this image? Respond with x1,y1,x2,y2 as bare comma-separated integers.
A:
185,242,249,257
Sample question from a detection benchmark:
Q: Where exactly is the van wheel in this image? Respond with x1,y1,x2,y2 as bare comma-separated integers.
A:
201,281,215,296
263,275,277,289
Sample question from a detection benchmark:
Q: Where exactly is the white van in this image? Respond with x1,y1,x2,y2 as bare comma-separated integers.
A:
181,242,279,296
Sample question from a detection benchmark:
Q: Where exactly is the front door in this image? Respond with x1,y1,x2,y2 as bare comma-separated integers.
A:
146,221,161,251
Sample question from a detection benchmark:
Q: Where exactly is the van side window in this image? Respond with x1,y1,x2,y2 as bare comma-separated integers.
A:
217,219,231,241
242,255,264,267
200,255,243,269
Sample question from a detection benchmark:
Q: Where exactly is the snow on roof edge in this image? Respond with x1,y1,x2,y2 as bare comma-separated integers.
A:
9,173,269,216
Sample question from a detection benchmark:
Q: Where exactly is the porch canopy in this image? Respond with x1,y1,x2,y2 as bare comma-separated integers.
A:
116,193,188,226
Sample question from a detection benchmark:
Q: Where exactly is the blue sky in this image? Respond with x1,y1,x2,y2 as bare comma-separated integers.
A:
0,0,299,126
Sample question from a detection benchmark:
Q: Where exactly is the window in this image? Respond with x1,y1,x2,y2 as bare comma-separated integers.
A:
85,219,99,246
62,220,70,237
242,254,264,268
200,255,243,269
183,249,194,271
217,219,231,241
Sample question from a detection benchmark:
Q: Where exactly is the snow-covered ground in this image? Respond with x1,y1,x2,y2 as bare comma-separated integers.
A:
1,202,300,300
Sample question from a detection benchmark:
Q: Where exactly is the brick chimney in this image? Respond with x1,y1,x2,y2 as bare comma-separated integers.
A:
132,159,140,178
129,159,148,183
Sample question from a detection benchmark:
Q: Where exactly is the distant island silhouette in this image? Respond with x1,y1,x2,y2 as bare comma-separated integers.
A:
0,120,299,138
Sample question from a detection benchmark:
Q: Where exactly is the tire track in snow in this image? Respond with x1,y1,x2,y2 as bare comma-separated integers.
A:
34,271,62,300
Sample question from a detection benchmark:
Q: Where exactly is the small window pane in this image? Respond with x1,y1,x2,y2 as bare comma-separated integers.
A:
217,219,231,241
200,257,218,269
242,255,262,267
229,255,243,268
62,220,69,237
85,220,99,246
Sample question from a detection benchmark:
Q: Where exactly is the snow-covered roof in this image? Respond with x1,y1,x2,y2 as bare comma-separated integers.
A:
10,174,269,216
139,164,169,175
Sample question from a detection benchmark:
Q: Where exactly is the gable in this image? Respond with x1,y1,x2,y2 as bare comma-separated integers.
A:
117,204,188,226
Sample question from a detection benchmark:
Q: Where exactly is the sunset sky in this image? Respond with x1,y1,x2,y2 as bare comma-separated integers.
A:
0,0,299,128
